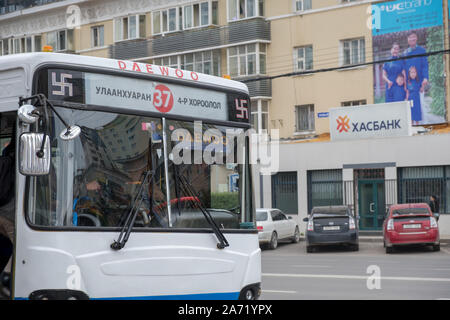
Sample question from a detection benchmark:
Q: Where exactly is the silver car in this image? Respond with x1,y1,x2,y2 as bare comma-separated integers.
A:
256,208,300,249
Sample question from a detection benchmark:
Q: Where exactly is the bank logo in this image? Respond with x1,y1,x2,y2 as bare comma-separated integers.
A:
336,115,350,133
380,0,432,12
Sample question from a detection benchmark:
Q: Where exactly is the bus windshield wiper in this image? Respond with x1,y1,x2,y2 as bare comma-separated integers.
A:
176,171,229,250
110,169,154,250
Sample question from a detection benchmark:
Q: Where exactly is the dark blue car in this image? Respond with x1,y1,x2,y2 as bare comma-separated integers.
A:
303,206,359,253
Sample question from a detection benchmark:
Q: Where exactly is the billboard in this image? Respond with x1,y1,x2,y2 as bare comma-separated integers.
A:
372,0,446,126
330,101,412,141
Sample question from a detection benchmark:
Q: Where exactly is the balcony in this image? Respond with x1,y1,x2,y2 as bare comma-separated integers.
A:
110,18,270,61
0,0,62,16
242,76,272,98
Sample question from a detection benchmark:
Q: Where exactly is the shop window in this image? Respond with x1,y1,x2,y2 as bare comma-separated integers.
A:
398,166,450,214
271,172,298,214
307,170,343,213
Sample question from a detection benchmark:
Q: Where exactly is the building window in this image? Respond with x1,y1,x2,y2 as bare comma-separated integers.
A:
294,45,313,71
153,1,218,35
91,25,104,48
34,35,42,52
228,0,264,21
398,166,450,214
251,100,269,134
47,30,74,52
341,38,365,66
153,50,221,76
307,170,343,213
294,0,312,11
295,104,315,132
1,35,41,55
228,43,266,77
341,99,367,107
153,56,179,69
114,15,146,42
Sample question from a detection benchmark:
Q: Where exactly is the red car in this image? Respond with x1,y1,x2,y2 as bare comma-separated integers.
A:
383,203,440,254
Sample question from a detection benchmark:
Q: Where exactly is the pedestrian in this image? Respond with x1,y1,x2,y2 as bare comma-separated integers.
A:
429,195,439,215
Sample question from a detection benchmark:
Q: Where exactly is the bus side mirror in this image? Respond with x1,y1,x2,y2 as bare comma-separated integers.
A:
18,104,39,124
19,133,51,176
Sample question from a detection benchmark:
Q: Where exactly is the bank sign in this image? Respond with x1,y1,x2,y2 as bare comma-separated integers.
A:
372,0,443,36
329,101,412,141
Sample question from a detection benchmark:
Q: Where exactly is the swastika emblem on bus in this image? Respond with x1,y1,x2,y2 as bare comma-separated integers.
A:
52,72,73,97
235,99,248,119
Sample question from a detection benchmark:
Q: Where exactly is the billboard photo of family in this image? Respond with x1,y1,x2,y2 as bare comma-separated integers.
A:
372,0,446,126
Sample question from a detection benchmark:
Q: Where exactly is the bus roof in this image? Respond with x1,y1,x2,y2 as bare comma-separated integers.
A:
0,52,249,113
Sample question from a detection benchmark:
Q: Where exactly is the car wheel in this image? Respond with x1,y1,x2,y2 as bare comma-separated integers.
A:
292,227,300,243
306,245,314,253
433,244,440,252
386,246,394,254
269,232,278,250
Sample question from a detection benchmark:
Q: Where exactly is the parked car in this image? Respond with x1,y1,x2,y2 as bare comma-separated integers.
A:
303,206,359,253
256,208,300,249
383,203,440,253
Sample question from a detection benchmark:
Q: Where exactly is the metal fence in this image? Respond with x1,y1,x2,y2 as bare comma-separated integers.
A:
271,172,298,215
398,177,449,214
308,179,398,217
307,178,447,215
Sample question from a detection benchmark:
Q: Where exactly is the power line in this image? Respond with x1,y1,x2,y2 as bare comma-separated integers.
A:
242,48,450,83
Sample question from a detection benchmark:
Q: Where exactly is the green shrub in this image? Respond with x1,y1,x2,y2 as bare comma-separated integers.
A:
211,192,239,210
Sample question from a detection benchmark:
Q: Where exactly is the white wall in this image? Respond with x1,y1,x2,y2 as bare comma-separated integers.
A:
256,133,450,236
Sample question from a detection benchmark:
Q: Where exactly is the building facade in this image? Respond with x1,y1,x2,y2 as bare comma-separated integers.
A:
1,0,450,233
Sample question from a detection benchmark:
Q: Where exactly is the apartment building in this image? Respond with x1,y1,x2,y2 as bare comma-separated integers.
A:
1,0,449,233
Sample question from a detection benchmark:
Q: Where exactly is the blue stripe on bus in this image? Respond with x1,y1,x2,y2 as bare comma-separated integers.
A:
15,292,240,300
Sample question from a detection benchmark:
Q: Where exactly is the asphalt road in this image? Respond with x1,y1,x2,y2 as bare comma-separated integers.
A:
260,239,450,300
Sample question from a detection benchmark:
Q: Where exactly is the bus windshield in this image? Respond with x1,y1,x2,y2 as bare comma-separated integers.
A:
26,107,254,230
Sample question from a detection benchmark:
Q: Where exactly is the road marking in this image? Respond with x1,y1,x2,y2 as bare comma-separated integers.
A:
262,290,297,294
436,298,450,300
262,273,450,282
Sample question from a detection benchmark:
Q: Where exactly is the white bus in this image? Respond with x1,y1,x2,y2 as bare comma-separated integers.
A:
0,52,260,300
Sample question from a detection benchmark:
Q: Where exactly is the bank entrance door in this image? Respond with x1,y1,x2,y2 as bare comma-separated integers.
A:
358,180,386,230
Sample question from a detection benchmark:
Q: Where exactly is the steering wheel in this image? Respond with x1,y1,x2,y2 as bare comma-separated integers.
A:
72,197,105,227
